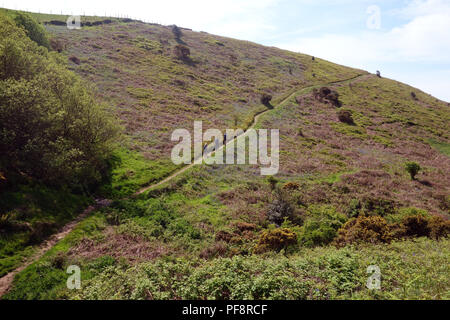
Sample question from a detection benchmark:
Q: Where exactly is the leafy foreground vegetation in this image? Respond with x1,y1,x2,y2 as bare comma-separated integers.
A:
4,217,449,300
4,164,448,300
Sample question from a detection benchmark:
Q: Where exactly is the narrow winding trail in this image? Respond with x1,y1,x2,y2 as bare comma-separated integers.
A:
0,74,366,297
135,73,367,195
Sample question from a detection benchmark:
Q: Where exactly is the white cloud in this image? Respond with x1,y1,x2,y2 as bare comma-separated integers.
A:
397,0,450,17
276,0,450,101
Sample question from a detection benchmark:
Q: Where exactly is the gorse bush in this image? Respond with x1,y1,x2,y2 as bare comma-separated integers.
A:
334,216,392,246
399,215,449,239
313,87,341,107
254,228,297,253
0,13,120,189
401,215,430,237
334,214,449,247
427,216,450,239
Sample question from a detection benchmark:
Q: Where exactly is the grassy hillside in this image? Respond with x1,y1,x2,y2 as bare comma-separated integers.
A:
1,10,449,300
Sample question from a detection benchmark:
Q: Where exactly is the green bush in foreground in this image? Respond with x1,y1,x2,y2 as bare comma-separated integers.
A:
0,12,120,189
5,237,448,300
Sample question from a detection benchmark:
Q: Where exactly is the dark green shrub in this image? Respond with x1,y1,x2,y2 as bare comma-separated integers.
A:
346,199,361,218
50,252,67,269
404,162,421,180
299,221,338,247
360,196,395,217
260,93,272,106
299,206,347,247
13,12,50,49
27,221,57,244
0,13,120,188
171,25,182,40
337,110,354,125
267,191,293,226
266,176,278,191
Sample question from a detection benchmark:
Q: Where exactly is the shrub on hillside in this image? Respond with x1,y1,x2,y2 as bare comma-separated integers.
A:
254,228,297,253
404,162,421,180
233,221,257,232
299,205,347,247
359,195,396,217
346,199,362,218
171,25,182,40
335,214,449,247
266,176,278,191
173,44,190,60
50,38,65,53
313,87,342,107
334,216,392,246
69,55,81,65
267,189,294,226
13,12,50,49
397,215,449,239
428,216,450,239
28,221,57,244
401,215,431,237
215,230,233,243
260,93,272,106
200,242,228,259
282,182,300,191
337,110,355,125
0,14,120,189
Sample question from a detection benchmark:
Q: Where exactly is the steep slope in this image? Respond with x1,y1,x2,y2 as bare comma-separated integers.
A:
1,11,449,300
40,16,365,196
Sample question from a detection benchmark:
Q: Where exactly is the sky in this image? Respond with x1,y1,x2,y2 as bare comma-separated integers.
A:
2,0,450,101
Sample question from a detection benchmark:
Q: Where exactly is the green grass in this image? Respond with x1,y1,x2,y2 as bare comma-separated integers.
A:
428,139,450,157
2,213,107,300
98,148,181,198
0,185,90,277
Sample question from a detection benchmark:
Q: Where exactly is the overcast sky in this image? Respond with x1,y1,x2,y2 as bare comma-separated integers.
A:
2,0,450,101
